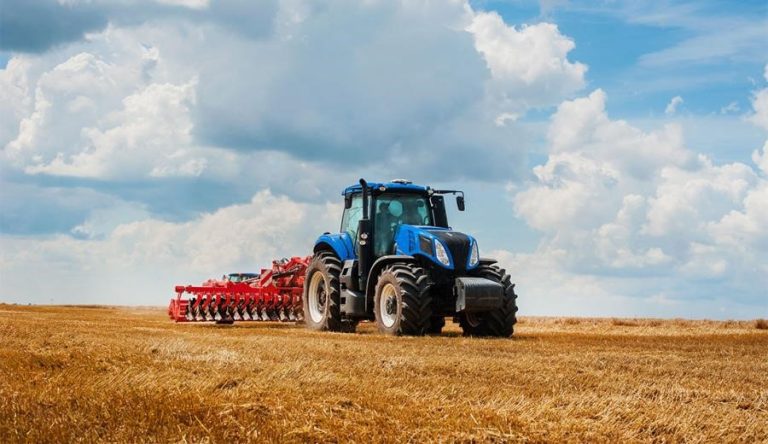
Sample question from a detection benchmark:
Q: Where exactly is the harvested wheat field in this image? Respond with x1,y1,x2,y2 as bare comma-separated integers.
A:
0,304,766,443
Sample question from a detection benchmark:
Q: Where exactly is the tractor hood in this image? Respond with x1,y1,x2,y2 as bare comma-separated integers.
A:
393,225,479,272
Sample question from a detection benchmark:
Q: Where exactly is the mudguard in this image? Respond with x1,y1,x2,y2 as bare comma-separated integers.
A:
313,232,355,261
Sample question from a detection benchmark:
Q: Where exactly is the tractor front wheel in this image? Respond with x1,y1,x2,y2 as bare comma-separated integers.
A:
303,252,344,332
374,263,431,336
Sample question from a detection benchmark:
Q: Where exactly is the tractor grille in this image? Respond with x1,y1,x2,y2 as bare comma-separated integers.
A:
429,230,470,273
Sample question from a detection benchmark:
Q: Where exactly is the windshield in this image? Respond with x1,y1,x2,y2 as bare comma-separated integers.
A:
374,193,432,256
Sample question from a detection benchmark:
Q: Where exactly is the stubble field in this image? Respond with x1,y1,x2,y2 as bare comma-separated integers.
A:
0,304,766,443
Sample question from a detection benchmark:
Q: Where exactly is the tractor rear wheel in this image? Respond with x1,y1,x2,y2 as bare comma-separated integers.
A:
374,263,431,336
303,252,344,332
459,264,518,337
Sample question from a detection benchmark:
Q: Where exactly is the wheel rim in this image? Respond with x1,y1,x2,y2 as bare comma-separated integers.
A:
465,312,481,328
307,271,326,323
379,283,398,328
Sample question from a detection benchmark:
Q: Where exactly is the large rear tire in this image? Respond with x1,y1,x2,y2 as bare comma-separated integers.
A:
459,264,518,337
374,263,431,336
303,252,344,332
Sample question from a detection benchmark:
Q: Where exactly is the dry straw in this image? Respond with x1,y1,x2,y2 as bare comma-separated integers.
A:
1,305,766,442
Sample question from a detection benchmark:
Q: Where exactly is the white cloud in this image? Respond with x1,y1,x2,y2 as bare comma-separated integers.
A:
748,88,768,131
2,46,240,180
24,79,203,178
509,88,768,315
467,11,586,109
2,2,588,184
748,79,768,175
708,180,768,250
0,190,339,305
753,140,768,175
514,151,621,232
0,58,32,148
720,101,739,114
665,95,683,114
489,248,761,319
2,0,763,319
154,0,209,9
547,89,693,178
494,112,520,127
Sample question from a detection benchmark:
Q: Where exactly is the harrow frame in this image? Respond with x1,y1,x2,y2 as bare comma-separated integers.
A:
168,256,311,324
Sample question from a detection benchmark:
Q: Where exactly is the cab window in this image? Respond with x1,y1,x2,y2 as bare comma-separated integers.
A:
374,193,432,256
340,194,363,241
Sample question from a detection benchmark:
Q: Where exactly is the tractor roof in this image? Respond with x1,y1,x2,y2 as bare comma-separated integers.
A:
343,180,427,195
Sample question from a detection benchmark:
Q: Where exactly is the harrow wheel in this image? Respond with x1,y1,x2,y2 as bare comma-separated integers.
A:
302,252,344,332
374,263,431,336
459,264,518,337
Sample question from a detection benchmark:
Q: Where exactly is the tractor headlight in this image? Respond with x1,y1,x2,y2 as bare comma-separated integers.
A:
469,240,479,267
434,239,451,266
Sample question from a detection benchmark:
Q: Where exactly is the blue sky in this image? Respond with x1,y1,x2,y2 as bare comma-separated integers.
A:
0,0,766,318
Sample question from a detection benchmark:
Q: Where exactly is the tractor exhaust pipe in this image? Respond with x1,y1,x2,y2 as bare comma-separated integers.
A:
357,178,373,290
360,178,369,219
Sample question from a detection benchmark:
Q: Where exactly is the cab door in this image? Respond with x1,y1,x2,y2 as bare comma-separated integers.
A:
340,193,364,255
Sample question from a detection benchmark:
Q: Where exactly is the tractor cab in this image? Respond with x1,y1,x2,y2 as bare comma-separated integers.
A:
303,178,518,337
226,273,259,283
340,180,461,258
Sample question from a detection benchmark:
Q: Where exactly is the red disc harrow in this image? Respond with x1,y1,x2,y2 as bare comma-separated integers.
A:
168,256,311,324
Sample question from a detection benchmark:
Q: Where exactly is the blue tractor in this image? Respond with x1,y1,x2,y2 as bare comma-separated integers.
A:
302,179,518,336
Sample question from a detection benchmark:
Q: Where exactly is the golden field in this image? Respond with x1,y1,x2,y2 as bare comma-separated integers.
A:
0,304,766,443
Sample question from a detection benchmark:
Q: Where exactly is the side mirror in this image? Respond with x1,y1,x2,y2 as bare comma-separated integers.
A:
344,194,352,209
457,195,465,211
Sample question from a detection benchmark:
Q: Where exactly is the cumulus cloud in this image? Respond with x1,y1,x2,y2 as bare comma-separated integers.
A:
548,89,693,178
0,190,339,305
753,140,768,175
192,1,500,176
6,0,764,319
23,76,200,178
490,247,762,319
467,11,587,109
720,101,740,114
3,49,238,180
749,72,768,174
0,58,32,146
0,0,590,251
507,88,768,315
748,88,768,131
664,95,683,114
155,0,210,9
2,0,587,187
